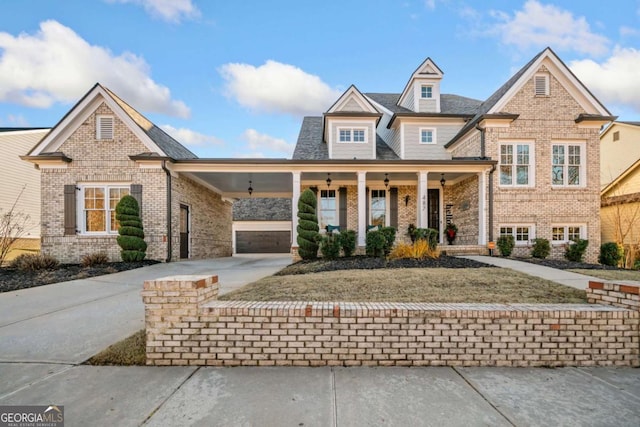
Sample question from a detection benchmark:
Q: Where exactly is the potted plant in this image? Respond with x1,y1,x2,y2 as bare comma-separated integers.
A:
445,223,457,245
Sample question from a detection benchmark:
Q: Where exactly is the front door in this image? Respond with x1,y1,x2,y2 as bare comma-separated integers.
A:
427,189,440,237
179,204,189,259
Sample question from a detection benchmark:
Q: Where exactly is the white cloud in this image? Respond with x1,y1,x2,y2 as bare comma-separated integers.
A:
235,152,266,159
570,47,640,113
160,125,224,146
0,114,29,126
620,26,640,38
488,0,609,56
424,0,436,10
219,60,341,116
241,129,294,157
0,20,189,117
106,0,200,22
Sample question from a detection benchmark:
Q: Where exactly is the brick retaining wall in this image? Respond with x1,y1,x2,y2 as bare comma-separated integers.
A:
143,275,639,368
587,280,639,311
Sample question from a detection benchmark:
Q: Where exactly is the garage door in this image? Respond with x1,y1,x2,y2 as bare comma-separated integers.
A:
236,231,291,253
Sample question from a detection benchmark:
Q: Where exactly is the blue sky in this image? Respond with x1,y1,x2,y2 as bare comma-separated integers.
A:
1,0,639,158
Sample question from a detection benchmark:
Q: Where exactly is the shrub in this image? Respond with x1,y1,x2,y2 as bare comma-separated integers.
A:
339,229,356,257
389,240,440,260
296,189,320,260
320,233,341,260
10,253,59,271
413,228,438,250
496,235,515,257
366,230,386,257
531,238,551,259
115,195,147,262
599,242,622,266
408,224,416,243
379,227,396,256
565,239,589,263
81,252,109,267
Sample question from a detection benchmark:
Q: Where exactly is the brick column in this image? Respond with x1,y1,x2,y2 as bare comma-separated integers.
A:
141,275,218,366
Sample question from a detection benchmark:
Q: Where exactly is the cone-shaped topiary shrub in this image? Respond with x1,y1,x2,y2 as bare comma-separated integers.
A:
115,195,147,262
297,189,319,260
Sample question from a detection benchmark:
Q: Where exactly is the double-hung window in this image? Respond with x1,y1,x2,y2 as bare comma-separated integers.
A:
370,189,386,227
500,225,533,245
552,143,584,186
319,189,337,229
420,128,435,144
552,225,584,243
338,128,366,143
500,143,532,186
81,185,129,233
421,85,433,99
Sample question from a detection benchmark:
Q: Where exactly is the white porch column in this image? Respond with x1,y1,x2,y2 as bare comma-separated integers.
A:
357,171,367,247
417,171,428,228
291,172,301,248
478,171,487,245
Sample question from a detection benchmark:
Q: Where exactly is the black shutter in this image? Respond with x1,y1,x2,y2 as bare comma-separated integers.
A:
339,187,347,230
390,187,398,229
131,184,143,217
365,187,369,228
64,184,77,236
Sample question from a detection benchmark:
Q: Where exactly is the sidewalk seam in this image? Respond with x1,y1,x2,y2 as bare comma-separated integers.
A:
0,363,75,401
140,367,200,426
451,367,517,427
572,368,640,403
331,367,338,427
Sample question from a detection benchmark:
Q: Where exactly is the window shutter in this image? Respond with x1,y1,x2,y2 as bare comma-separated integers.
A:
339,187,347,230
64,184,77,236
534,75,548,96
97,116,114,139
365,187,370,227
131,184,143,218
390,187,398,229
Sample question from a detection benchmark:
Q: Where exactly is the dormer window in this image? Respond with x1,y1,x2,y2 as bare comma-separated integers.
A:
420,128,436,144
420,85,433,99
96,115,114,140
338,128,366,143
534,74,549,96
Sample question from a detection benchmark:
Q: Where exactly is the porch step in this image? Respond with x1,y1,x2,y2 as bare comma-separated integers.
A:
439,245,489,256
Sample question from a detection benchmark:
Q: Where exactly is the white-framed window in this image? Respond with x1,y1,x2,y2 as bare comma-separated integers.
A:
552,143,585,187
370,189,387,227
338,128,367,143
552,225,585,243
500,225,534,245
420,128,436,144
500,143,533,187
534,74,549,96
79,184,130,234
96,115,114,140
318,189,338,229
420,85,433,99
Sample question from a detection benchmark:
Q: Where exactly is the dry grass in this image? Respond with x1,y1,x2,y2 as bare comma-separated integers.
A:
220,268,586,304
569,268,640,282
86,329,146,366
389,240,440,259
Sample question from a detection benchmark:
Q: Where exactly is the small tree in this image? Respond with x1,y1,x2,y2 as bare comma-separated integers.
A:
366,230,386,257
339,229,356,257
320,233,340,260
296,189,319,260
115,195,147,262
496,235,515,257
599,242,623,266
565,239,589,263
531,238,551,259
0,186,33,266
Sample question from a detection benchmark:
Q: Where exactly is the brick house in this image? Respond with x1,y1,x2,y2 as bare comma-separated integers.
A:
24,47,613,263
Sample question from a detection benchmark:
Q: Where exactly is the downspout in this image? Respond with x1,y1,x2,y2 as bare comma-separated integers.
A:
161,160,172,262
475,123,486,159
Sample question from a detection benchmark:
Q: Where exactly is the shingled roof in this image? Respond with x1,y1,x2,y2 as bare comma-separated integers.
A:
366,93,482,115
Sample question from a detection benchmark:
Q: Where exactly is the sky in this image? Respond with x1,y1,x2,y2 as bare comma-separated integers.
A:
0,0,639,158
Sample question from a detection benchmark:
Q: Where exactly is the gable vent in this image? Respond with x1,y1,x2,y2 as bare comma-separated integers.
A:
96,115,114,140
534,75,549,96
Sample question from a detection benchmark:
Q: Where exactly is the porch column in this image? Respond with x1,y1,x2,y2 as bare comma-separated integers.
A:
478,171,487,245
291,172,301,249
417,171,428,228
357,171,367,247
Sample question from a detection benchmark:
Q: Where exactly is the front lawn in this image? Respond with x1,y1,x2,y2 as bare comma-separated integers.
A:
568,269,640,282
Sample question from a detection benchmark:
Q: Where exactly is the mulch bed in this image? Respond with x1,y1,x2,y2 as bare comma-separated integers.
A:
276,255,495,276
0,260,160,293
514,257,623,271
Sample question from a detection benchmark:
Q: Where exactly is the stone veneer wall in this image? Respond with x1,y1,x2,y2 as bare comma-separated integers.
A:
143,275,639,368
445,176,479,245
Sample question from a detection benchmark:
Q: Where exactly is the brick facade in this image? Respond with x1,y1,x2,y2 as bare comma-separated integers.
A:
143,275,640,367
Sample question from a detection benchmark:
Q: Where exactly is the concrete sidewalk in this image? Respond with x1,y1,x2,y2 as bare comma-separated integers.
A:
463,255,602,290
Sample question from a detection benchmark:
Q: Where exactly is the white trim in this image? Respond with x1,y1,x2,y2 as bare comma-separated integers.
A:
328,85,379,114
551,224,587,244
420,84,433,99
96,114,114,140
291,172,301,249
357,171,367,246
499,224,536,246
336,127,368,143
368,187,389,227
76,183,131,235
498,141,535,188
551,141,586,188
534,73,549,96
419,127,436,144
317,188,340,230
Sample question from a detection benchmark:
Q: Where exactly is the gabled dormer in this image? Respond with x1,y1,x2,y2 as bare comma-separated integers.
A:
323,85,382,159
397,57,443,113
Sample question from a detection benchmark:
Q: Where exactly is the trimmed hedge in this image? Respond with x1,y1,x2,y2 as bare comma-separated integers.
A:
115,195,146,262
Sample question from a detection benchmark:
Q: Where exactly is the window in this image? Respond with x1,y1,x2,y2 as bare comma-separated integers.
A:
552,225,584,243
500,143,532,186
319,190,337,229
552,143,584,186
338,128,366,143
370,189,386,227
500,225,532,245
81,185,129,233
96,115,114,140
613,131,620,142
534,74,549,96
420,128,435,144
421,85,433,99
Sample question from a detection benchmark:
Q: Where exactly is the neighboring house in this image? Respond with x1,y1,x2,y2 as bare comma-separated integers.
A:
1,128,49,255
23,47,613,263
600,122,640,189
232,198,291,253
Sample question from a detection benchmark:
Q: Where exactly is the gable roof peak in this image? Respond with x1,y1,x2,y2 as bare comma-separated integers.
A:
326,84,379,114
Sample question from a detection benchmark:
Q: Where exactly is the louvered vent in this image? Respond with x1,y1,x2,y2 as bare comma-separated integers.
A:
534,75,549,96
97,115,114,140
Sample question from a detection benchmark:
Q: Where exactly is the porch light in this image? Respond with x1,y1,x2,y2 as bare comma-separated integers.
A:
248,180,253,196
384,173,389,188
440,174,446,188
326,173,332,188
